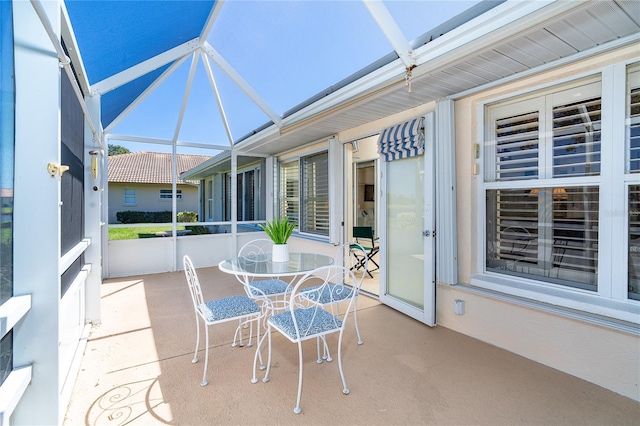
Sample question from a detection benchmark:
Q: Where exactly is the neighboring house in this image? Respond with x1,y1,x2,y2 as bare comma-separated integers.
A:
107,152,211,223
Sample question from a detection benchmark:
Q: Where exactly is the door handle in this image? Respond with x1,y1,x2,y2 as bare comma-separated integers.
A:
422,230,430,237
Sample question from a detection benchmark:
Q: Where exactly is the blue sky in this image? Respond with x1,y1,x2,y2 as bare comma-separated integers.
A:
109,1,480,156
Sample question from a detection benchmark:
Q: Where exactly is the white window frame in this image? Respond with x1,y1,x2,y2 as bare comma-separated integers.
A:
222,165,263,222
159,189,182,200
278,148,330,240
471,62,640,324
123,188,136,206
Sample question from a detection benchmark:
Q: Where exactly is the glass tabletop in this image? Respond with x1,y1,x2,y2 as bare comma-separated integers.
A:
219,252,334,277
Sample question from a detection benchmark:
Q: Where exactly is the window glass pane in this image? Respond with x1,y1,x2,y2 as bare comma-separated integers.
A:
224,173,231,221
487,186,598,290
629,185,640,301
124,188,136,205
552,97,601,177
491,110,539,181
0,331,12,386
159,189,182,199
280,161,299,225
628,64,640,173
0,0,14,388
301,152,329,235
236,172,243,221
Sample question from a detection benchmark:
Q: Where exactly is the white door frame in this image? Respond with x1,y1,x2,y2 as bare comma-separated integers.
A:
379,113,436,326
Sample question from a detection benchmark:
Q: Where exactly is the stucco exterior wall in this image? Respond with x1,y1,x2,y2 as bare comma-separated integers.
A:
108,182,200,223
444,44,640,401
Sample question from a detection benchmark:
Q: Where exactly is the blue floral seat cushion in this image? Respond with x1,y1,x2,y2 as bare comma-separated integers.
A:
249,279,292,297
300,284,353,305
198,295,260,322
269,307,342,340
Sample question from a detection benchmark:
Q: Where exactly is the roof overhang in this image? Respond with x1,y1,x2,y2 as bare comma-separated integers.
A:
234,0,640,156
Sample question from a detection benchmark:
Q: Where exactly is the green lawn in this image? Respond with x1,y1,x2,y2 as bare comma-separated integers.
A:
108,226,187,241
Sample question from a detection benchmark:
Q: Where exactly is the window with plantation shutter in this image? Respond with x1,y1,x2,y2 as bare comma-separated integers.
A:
552,97,601,177
486,108,539,182
224,173,231,220
236,172,243,221
301,152,329,235
627,64,640,301
222,167,262,222
628,185,640,300
485,80,601,290
627,66,640,173
278,151,329,237
280,160,299,225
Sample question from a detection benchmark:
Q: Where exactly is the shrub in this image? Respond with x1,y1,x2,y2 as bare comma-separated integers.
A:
116,210,172,224
177,211,198,222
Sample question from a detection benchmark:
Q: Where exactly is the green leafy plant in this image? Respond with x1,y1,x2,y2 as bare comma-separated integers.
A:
260,217,296,244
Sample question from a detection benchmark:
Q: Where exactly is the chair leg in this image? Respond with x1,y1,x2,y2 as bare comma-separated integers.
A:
367,253,380,271
294,340,304,414
353,298,363,345
316,337,323,364
322,336,332,362
192,313,200,364
252,326,269,383
337,330,349,396
232,319,245,347
201,325,210,386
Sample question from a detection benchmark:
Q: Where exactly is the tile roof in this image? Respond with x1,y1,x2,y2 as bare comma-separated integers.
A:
108,152,212,185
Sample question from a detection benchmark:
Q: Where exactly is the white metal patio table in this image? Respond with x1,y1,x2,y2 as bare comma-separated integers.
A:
218,252,334,278
219,252,335,347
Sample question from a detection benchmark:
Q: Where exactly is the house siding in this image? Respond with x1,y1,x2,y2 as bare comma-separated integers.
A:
446,44,640,401
108,183,199,223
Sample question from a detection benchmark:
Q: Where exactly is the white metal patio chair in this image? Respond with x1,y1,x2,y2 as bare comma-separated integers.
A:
299,242,368,362
183,255,261,387
252,264,361,414
232,239,294,346
236,239,293,302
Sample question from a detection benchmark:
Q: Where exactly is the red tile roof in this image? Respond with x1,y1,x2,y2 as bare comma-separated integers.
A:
108,152,212,185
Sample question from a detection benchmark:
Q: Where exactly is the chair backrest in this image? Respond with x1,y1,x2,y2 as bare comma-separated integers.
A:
238,239,273,258
289,265,360,337
353,226,376,246
183,255,205,311
236,239,274,288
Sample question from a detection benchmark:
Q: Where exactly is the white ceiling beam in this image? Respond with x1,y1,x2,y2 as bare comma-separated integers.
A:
104,55,189,134
171,52,200,143
201,52,234,146
199,0,225,42
59,2,91,96
107,134,229,151
201,42,282,126
363,0,415,68
91,38,200,96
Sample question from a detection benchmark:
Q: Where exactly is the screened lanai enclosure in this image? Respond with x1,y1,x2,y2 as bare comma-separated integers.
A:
3,0,640,424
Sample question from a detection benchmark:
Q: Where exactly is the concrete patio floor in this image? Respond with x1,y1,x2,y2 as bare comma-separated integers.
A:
63,266,640,425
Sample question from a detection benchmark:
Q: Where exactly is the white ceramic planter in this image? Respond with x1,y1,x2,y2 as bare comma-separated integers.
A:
272,244,289,262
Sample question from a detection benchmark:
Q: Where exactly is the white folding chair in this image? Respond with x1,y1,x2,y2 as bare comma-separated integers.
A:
183,255,261,386
252,265,362,414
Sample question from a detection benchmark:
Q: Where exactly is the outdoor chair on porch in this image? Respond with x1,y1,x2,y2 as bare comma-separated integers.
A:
351,226,379,278
183,255,261,387
299,242,368,363
252,264,361,414
237,239,293,301
231,239,294,347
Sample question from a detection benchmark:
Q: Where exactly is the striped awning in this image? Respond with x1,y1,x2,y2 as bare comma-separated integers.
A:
377,117,424,162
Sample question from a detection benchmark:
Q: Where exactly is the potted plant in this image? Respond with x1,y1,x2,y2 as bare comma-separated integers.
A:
260,217,296,262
